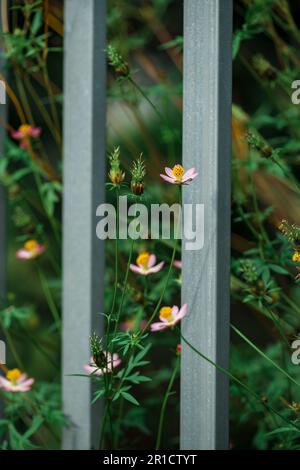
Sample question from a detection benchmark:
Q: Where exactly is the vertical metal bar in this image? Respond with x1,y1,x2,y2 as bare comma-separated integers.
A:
0,1,7,417
181,0,232,450
63,0,106,450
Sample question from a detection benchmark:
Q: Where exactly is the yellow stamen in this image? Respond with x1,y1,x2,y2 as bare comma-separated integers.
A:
19,124,31,135
24,239,38,251
136,251,150,268
6,368,22,383
292,252,300,262
172,164,185,180
159,306,173,322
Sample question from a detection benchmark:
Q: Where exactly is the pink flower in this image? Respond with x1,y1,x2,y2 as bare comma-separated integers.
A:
11,124,41,149
160,165,198,185
130,251,164,276
16,239,46,260
150,304,188,332
84,352,121,376
173,260,182,269
0,368,34,393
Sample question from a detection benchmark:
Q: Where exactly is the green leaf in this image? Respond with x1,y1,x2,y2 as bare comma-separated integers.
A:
121,391,139,406
31,10,43,35
269,264,290,275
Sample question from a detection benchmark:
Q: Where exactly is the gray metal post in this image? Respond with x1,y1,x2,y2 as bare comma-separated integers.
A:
63,0,106,450
181,0,232,450
0,1,7,418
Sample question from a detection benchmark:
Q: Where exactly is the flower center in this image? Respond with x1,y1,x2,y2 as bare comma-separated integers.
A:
172,164,185,180
19,124,31,136
160,306,173,322
6,368,21,383
24,239,38,252
292,252,300,262
136,251,150,268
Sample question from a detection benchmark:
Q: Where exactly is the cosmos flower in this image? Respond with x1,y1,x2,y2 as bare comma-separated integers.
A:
130,252,164,276
292,252,300,262
150,304,188,332
16,239,46,260
0,368,34,392
160,165,198,185
11,124,41,149
84,352,121,376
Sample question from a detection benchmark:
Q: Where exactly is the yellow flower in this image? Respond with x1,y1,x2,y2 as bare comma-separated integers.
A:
292,252,300,262
172,164,185,181
6,368,22,383
159,306,173,323
136,252,150,268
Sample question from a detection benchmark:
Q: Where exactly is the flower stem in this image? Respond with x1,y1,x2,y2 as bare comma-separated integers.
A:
155,355,180,450
180,330,300,432
113,237,135,336
142,188,181,333
37,265,61,330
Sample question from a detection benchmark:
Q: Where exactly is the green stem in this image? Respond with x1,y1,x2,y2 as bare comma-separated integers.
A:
231,323,300,388
180,331,300,432
37,265,61,330
155,355,180,450
128,76,165,123
142,188,181,333
99,399,110,450
3,326,25,370
113,237,135,336
106,187,120,350
114,396,124,449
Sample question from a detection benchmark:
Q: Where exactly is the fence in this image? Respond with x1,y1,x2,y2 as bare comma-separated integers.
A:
0,0,233,450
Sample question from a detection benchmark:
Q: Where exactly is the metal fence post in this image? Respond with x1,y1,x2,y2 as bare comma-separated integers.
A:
0,2,7,418
63,0,106,450
181,0,232,450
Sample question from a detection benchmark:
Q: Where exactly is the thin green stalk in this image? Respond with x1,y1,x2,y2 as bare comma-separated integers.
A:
142,188,181,333
106,188,120,350
180,331,300,432
155,355,180,450
282,292,300,319
128,76,165,122
114,396,124,449
99,399,110,450
231,323,300,388
113,237,135,336
37,265,61,330
2,326,25,370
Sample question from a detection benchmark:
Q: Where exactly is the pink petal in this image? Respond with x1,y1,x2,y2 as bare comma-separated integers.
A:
150,322,169,332
165,167,174,177
147,254,157,268
11,130,24,140
84,364,103,376
0,377,11,389
16,249,34,260
129,264,144,275
171,305,179,318
29,127,41,138
173,260,182,269
182,167,196,179
182,171,198,183
160,174,176,184
19,378,34,388
175,303,188,322
148,261,165,274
